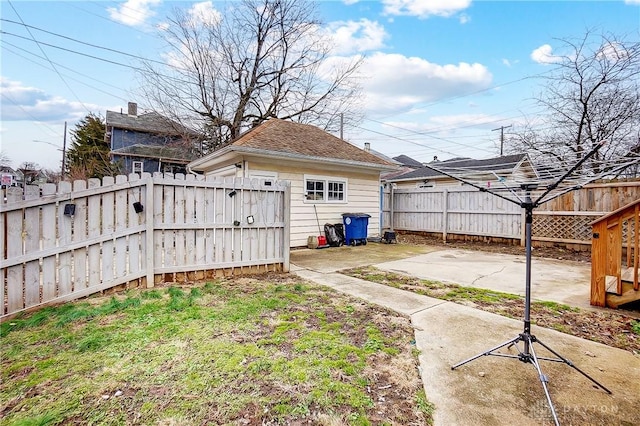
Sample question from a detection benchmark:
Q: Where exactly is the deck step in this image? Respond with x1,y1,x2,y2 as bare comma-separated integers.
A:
606,281,640,308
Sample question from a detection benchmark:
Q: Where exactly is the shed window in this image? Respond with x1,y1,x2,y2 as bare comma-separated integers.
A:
304,175,347,203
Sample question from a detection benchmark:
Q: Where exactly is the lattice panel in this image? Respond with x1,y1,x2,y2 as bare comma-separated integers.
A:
532,214,599,242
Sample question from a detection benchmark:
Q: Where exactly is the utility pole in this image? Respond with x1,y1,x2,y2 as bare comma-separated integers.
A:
339,112,344,140
492,124,512,156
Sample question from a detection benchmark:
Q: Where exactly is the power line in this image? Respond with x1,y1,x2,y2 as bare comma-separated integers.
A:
2,41,132,102
0,18,168,67
6,0,91,114
1,30,197,87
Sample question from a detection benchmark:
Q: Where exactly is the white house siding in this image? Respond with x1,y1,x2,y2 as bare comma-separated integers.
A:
245,161,382,248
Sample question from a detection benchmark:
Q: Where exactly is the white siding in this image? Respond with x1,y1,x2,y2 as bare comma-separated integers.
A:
248,161,382,247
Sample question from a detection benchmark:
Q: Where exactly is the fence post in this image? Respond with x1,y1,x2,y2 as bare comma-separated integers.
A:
283,182,291,272
442,188,449,242
145,175,154,287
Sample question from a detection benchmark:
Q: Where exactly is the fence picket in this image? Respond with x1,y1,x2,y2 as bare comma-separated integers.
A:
72,180,88,290
41,184,57,301
23,186,40,308
102,176,115,283
87,178,102,289
195,185,206,267
185,179,196,267
175,176,187,268
163,178,175,269
6,187,23,312
153,175,163,272
57,181,73,297
127,174,141,277
114,175,128,279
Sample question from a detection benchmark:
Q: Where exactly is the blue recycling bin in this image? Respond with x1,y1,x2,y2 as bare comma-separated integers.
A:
342,213,371,246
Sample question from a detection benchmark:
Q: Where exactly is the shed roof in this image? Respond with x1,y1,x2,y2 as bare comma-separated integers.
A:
189,118,397,171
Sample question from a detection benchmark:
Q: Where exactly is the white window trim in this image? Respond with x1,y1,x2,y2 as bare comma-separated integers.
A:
303,174,348,204
132,161,143,174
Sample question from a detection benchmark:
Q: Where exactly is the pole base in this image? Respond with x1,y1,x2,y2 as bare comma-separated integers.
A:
451,330,611,426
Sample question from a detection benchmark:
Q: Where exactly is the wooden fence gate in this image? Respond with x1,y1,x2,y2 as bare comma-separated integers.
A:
1,173,290,320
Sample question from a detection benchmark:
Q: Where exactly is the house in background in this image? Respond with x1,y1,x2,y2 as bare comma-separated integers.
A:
187,118,397,248
381,154,423,181
1,166,19,188
106,102,201,175
386,153,537,189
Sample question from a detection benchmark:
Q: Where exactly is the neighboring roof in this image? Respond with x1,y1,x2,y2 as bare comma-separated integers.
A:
189,118,397,171
393,155,423,168
389,154,531,181
111,144,199,163
106,110,198,137
370,149,401,165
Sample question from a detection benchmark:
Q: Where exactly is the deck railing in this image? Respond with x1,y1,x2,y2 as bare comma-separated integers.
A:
590,199,639,307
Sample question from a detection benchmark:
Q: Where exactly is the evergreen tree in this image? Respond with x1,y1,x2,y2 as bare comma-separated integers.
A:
65,113,119,179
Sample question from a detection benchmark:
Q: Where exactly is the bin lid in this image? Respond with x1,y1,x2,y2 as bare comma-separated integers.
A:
341,213,371,218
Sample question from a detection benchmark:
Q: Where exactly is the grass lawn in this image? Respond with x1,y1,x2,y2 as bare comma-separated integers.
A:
1,274,432,426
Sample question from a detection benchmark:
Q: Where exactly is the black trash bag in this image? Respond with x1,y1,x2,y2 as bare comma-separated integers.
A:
333,223,345,246
324,223,343,247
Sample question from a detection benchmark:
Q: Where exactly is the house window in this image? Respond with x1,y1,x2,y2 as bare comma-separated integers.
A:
132,161,143,174
328,181,344,201
304,175,347,203
306,179,324,201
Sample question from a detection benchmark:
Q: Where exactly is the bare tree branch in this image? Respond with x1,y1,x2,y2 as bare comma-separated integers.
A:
507,30,640,176
137,0,363,152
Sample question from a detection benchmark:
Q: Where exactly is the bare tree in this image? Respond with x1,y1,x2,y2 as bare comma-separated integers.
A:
507,31,640,176
0,151,11,168
139,0,362,152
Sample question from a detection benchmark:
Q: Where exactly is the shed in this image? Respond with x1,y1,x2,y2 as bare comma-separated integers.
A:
187,119,397,247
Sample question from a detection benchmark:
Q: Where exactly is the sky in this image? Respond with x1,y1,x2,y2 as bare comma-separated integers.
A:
1,0,639,171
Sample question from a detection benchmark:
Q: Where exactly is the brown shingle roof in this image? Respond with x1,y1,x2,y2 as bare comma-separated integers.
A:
228,119,394,167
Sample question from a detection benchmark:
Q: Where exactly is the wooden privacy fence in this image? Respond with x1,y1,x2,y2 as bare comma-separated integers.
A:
382,180,640,247
1,173,290,320
382,187,523,242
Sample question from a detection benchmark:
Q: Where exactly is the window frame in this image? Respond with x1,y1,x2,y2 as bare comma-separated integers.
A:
303,175,348,204
132,161,144,174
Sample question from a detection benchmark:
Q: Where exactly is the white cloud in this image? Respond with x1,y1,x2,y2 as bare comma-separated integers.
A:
327,19,388,55
382,0,472,18
624,0,640,4
357,53,492,115
530,44,563,64
597,42,628,61
107,0,161,27
188,1,222,27
459,14,471,24
343,0,360,4
0,78,91,122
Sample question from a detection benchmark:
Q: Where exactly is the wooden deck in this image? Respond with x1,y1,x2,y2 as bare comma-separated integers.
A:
591,199,639,308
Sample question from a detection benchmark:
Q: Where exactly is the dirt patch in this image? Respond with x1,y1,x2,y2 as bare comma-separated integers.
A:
342,266,640,355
